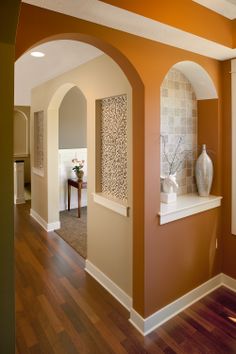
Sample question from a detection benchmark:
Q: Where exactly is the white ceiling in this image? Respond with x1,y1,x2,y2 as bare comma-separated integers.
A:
16,0,236,105
15,40,102,105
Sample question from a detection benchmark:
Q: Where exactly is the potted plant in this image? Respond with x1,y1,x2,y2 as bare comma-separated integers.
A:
72,158,85,181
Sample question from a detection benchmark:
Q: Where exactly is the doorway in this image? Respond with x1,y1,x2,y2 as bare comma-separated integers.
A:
56,86,88,258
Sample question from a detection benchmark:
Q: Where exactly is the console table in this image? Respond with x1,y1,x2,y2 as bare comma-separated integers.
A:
67,178,87,218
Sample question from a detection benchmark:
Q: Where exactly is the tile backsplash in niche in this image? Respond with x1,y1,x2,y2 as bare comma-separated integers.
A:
160,68,197,195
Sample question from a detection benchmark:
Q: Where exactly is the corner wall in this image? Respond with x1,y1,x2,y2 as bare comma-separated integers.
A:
17,3,224,320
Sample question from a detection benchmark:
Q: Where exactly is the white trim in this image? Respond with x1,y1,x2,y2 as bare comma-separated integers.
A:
222,273,236,292
84,261,236,337
93,193,129,217
231,59,236,235
159,194,222,225
30,208,60,232
130,273,236,336
85,260,132,311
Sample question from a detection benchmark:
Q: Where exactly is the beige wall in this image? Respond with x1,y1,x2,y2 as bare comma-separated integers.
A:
14,105,31,183
59,86,86,149
31,54,133,296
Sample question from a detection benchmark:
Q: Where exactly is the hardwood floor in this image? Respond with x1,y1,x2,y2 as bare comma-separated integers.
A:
15,202,236,353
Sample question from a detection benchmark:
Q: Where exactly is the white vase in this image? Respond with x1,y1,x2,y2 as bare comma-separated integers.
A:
195,144,213,197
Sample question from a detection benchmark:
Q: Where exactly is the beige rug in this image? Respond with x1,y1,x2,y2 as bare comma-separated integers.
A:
55,207,87,258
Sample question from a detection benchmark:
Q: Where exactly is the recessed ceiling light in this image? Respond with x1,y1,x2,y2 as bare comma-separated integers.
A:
30,51,45,58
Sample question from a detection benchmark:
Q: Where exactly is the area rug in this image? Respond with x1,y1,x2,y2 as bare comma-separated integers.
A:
55,207,87,258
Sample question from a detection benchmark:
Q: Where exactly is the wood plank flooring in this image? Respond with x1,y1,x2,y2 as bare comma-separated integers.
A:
15,202,236,353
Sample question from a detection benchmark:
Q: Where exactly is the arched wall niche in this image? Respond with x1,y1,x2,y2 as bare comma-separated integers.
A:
172,61,218,100
14,109,29,156
160,60,219,197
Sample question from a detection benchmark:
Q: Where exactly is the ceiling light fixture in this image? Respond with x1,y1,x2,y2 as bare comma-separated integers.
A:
30,51,45,58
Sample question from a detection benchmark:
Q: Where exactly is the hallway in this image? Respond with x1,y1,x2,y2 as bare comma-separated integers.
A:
15,203,236,353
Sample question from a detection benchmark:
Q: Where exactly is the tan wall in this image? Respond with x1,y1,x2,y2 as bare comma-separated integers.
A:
31,54,133,296
17,4,224,318
59,86,87,149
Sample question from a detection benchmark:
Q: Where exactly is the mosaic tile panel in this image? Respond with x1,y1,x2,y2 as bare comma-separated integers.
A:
100,94,128,201
34,111,44,170
160,68,197,195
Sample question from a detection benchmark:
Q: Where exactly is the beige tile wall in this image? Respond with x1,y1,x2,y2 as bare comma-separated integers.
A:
160,68,197,195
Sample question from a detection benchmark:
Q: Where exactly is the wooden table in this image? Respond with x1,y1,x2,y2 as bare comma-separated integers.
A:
67,178,87,218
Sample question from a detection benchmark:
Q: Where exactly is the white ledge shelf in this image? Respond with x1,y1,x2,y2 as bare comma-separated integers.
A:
93,193,129,217
158,193,222,225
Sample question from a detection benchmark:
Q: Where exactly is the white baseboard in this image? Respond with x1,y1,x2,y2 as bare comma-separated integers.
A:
222,273,236,292
83,262,236,336
85,260,132,311
130,273,236,336
30,208,60,232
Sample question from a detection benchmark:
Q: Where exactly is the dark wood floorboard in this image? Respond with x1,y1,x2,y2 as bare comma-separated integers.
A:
15,202,236,353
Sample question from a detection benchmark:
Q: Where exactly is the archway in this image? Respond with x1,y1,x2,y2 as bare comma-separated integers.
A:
47,83,82,227
16,9,145,312
26,40,136,308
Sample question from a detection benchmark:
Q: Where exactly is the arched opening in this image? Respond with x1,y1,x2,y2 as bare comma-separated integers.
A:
46,83,85,228
58,86,87,212
160,60,219,203
18,38,137,306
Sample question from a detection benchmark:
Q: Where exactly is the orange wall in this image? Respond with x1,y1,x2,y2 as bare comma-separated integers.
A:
198,99,222,195
221,60,236,279
100,0,233,48
16,3,224,317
